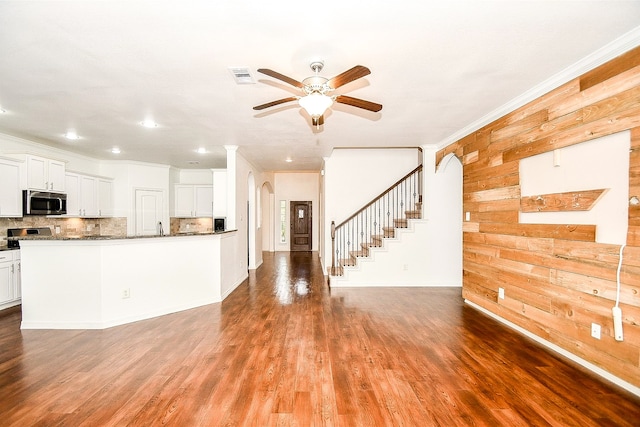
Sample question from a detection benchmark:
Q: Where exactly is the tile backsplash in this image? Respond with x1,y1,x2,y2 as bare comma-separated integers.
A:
170,217,213,235
0,216,127,248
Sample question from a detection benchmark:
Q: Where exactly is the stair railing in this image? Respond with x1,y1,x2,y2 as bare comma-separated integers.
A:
331,164,423,276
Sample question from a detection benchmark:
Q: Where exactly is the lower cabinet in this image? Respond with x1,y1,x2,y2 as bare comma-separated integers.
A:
0,250,20,310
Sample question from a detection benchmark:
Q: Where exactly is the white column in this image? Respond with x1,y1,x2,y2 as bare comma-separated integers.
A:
421,144,438,220
225,145,238,230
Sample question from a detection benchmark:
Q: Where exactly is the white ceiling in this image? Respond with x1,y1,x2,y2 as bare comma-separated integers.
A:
0,1,639,171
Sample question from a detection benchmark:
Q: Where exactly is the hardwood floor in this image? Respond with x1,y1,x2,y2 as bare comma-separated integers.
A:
0,251,639,426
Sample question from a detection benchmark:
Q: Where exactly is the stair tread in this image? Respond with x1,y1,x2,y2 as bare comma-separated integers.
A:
361,242,382,248
349,251,368,258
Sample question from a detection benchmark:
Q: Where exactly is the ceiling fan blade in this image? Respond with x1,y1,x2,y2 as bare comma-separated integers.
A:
335,95,382,112
253,97,298,110
257,69,304,88
327,65,371,89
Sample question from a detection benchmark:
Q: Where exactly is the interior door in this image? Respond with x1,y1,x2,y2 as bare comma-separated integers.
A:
290,201,312,251
135,189,164,236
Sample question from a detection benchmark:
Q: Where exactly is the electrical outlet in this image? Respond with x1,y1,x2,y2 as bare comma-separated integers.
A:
498,287,505,299
122,288,130,299
403,264,408,271
591,323,601,339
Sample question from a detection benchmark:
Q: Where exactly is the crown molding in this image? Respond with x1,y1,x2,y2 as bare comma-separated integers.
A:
436,25,640,150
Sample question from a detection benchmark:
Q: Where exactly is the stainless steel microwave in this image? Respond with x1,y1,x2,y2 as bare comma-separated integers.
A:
23,190,67,215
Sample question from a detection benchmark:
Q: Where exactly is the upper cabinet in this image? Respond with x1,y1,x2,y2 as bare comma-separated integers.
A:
97,178,113,217
0,158,22,217
26,155,65,191
65,172,113,217
174,185,213,218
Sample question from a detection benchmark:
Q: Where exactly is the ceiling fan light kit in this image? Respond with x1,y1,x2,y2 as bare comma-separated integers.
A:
298,92,333,118
253,61,382,128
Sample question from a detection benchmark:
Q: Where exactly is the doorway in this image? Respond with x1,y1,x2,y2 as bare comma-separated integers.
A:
290,201,312,251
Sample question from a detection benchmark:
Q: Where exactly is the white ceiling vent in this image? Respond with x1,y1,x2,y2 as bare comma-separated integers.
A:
228,67,255,84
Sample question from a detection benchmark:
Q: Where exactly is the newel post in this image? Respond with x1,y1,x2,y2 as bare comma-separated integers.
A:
330,221,336,276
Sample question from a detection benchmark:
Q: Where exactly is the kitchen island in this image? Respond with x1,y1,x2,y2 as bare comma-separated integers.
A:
17,231,242,329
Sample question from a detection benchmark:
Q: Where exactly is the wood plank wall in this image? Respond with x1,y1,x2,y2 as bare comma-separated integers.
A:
436,46,640,387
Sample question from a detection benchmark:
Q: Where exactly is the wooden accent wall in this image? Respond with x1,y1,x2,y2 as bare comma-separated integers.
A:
437,45,640,387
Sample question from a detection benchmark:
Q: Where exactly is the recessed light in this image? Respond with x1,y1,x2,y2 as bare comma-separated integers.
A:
0,108,6,114
64,131,80,140
111,147,121,154
140,119,158,128
285,158,293,163
196,147,206,154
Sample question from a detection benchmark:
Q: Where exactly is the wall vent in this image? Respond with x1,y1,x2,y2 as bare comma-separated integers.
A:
228,67,255,84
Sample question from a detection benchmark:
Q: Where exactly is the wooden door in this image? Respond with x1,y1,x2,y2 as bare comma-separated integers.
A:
290,201,312,251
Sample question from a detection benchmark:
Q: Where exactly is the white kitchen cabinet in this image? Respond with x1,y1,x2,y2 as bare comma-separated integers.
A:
174,185,213,217
80,175,98,217
14,251,21,300
27,155,65,191
65,172,113,217
0,158,22,217
97,178,113,217
65,173,80,216
0,251,20,309
0,256,12,304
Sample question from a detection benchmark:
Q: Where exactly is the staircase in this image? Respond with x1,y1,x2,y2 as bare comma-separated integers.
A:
331,165,422,276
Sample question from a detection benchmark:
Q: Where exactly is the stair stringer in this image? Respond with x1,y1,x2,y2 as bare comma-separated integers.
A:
330,219,459,287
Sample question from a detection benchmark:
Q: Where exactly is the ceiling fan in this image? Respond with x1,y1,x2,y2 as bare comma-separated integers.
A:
253,61,382,127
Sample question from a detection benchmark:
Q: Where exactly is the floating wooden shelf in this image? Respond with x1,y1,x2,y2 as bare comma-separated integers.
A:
520,188,608,212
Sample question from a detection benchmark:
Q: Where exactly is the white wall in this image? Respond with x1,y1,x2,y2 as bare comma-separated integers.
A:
322,148,420,273
230,151,268,273
178,169,213,184
274,172,320,252
260,180,275,252
423,150,463,286
330,148,463,287
520,131,630,245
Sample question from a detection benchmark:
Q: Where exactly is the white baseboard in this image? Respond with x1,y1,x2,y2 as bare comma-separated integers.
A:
221,273,248,300
21,298,220,330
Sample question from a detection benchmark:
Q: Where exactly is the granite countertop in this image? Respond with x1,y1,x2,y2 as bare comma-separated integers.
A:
7,229,236,243
0,246,19,252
